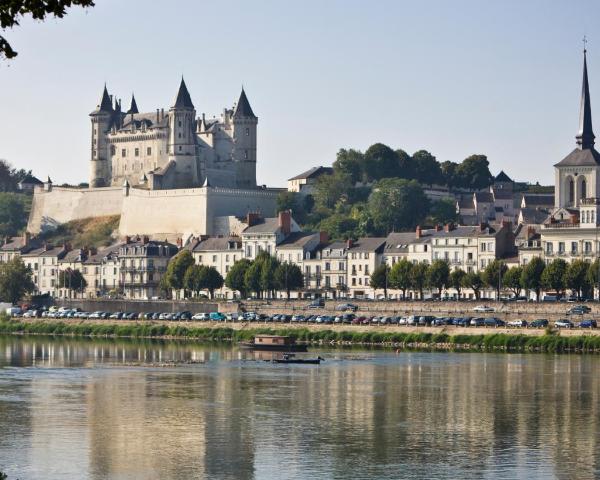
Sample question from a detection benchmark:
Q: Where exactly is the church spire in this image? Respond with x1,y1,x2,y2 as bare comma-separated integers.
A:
576,46,595,149
127,93,139,114
172,77,194,109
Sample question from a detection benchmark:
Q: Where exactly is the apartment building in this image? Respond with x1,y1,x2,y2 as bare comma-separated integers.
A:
241,211,300,260
22,244,68,296
346,238,386,298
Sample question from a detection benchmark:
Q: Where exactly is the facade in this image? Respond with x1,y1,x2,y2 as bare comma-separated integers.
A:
287,166,333,194
90,80,258,190
188,236,243,296
119,237,178,299
22,245,68,296
241,211,300,260
346,238,386,298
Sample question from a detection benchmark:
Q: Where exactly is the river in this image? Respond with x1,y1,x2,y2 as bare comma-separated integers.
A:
0,336,599,479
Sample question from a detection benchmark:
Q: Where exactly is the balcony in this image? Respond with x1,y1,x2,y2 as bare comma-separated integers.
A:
543,223,580,229
121,266,164,273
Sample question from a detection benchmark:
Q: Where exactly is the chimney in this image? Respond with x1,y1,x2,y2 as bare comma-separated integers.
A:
176,237,183,248
527,226,535,239
346,239,353,249
23,231,31,245
161,108,164,119
278,210,291,235
479,222,486,231
319,231,329,245
246,212,260,227
415,225,422,239
444,222,454,232
125,235,131,244
435,224,442,232
142,235,149,245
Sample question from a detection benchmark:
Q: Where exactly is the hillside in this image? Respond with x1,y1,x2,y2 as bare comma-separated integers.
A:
39,215,120,248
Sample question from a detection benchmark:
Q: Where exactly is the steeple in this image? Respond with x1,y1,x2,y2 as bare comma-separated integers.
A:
96,84,114,113
233,88,256,118
576,47,595,149
172,77,194,109
127,94,139,115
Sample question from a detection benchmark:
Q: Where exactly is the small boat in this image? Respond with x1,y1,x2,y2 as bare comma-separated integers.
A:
240,335,307,352
272,353,324,365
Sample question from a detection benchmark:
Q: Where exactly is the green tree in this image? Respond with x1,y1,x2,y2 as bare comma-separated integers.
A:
259,255,280,298
541,258,568,299
0,193,29,237
368,178,429,234
0,256,34,303
521,257,546,301
318,213,359,240
184,264,205,297
440,161,459,188
449,268,466,298
482,260,508,299
163,250,195,298
369,263,390,299
462,271,484,300
274,262,304,298
1,0,96,59
426,260,450,297
276,191,298,212
313,171,353,211
454,154,493,190
58,268,87,297
587,259,600,300
203,266,224,299
363,143,398,181
333,148,364,184
410,262,429,300
564,259,589,300
412,150,442,185
428,199,458,225
244,262,263,298
225,259,251,298
502,266,523,298
388,259,413,299
395,149,414,179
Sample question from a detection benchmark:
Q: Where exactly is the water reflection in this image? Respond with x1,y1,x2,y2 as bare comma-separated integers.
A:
0,336,599,479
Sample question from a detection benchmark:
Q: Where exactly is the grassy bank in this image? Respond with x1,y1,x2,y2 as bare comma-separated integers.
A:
2,320,600,353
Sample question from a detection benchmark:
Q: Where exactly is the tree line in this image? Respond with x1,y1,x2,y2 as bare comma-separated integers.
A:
278,144,494,240
370,257,600,301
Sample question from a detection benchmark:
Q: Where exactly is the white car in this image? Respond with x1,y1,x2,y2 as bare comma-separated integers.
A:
555,319,573,329
473,305,495,313
507,319,527,327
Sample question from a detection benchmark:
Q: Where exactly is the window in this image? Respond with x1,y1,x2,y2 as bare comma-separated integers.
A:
246,128,250,136
135,148,139,157
585,242,592,253
178,133,182,138
568,178,575,204
481,243,486,252
558,242,565,254
147,147,152,156
571,242,578,254
225,254,229,262
365,253,369,259
325,262,331,271
111,145,116,156
212,255,217,262
178,121,182,127
121,149,126,157
178,146,182,152
581,179,587,200
244,150,248,160
546,243,553,254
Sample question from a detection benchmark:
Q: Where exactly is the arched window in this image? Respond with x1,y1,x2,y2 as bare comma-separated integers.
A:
568,178,575,204
581,178,587,200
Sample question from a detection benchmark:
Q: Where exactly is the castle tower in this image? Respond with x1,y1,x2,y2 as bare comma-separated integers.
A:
231,88,258,188
167,78,199,187
554,47,600,208
89,85,114,187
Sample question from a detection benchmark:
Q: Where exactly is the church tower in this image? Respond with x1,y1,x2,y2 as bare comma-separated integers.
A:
89,85,113,187
232,88,258,188
554,47,600,208
167,78,199,188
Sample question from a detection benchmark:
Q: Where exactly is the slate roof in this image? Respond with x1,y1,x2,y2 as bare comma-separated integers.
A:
348,237,386,253
493,189,513,200
419,225,500,239
173,78,194,109
127,94,139,114
521,194,555,207
554,147,600,167
288,166,333,181
0,236,38,252
276,232,320,250
18,174,42,186
457,196,474,209
22,245,67,258
242,218,280,234
494,170,513,183
233,88,256,118
519,208,551,225
474,192,494,203
192,236,242,251
384,232,418,254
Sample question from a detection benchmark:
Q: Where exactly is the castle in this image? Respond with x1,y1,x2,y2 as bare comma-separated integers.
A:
27,80,279,239
90,79,257,190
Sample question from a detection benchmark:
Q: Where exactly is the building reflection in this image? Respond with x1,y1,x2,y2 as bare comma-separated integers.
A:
1,337,600,479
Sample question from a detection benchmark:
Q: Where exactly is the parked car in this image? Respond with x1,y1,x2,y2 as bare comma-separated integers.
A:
473,305,495,313
335,303,358,312
529,319,549,328
507,319,528,327
209,312,226,321
579,319,597,328
567,305,591,315
307,298,325,309
555,319,574,329
470,317,486,327
484,317,505,327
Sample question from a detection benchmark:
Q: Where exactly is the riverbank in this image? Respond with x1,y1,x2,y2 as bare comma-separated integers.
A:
3,319,600,353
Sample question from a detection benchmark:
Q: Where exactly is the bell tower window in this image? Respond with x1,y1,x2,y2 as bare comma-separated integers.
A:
568,178,574,205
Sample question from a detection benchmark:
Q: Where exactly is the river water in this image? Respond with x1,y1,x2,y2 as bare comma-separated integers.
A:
0,336,599,480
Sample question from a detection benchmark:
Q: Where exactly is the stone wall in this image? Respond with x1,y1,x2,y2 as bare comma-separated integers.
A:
57,298,219,314
27,186,124,234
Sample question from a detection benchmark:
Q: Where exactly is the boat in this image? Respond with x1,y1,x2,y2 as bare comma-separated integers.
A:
239,334,308,352
272,353,324,365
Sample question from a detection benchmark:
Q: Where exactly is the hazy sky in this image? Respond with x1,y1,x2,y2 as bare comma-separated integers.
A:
0,0,598,187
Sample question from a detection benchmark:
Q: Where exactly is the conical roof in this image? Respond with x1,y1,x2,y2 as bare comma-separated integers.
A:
576,49,595,149
233,88,256,118
127,94,139,114
173,77,194,109
93,85,114,114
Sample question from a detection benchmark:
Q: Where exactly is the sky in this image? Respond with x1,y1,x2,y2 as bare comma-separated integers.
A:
0,0,598,187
